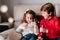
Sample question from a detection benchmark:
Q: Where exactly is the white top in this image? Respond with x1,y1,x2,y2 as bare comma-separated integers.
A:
16,22,38,36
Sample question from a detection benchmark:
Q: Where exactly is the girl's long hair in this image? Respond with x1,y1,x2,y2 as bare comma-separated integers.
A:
21,10,36,23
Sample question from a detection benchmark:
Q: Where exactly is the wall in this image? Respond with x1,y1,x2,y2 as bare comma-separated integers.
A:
14,0,60,17
14,0,60,5
14,0,60,18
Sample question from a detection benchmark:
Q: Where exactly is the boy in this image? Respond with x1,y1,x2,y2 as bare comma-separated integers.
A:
38,3,60,40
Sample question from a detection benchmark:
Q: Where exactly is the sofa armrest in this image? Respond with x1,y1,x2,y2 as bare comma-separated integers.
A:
0,28,22,40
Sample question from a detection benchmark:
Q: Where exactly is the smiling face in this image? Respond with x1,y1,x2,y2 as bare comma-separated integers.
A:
40,3,55,19
26,13,33,23
41,11,51,19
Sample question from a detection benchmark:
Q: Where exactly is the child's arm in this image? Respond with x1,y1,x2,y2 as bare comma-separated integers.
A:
54,17,60,34
34,22,39,35
16,23,28,33
38,20,44,38
38,20,47,40
16,24,24,33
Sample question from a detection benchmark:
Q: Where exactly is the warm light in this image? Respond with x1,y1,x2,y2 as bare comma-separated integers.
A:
8,17,14,23
0,5,8,13
0,35,4,40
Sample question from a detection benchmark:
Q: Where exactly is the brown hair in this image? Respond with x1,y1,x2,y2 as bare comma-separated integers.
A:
40,3,55,16
21,10,36,23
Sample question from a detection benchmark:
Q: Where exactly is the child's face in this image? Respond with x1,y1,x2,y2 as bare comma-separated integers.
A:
26,13,33,23
41,11,50,19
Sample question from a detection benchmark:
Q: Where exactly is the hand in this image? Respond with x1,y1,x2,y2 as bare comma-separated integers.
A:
37,37,43,40
40,27,44,32
40,27,48,33
43,28,48,33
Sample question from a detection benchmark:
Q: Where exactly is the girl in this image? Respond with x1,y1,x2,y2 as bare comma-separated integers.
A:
16,9,38,40
38,3,60,40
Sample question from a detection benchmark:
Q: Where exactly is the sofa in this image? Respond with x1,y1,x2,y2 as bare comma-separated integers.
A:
0,28,23,40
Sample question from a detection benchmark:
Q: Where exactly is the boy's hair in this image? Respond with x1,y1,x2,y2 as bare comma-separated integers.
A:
21,10,36,23
40,3,55,16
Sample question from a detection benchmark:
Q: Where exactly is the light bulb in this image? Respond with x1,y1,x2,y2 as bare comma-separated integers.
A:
0,5,8,13
8,17,14,23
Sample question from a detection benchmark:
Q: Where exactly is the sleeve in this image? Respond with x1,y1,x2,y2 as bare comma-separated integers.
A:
54,17,60,35
38,20,44,38
16,24,25,33
34,22,39,35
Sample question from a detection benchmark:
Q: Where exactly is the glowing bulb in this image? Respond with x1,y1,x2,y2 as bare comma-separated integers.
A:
0,5,8,13
0,36,4,40
8,17,14,23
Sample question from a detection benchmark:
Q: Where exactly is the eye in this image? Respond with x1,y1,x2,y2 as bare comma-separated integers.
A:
30,18,32,19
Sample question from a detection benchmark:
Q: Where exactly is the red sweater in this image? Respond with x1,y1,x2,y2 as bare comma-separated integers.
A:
38,16,60,39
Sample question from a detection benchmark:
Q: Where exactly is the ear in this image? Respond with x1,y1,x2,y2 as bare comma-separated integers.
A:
49,12,52,15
